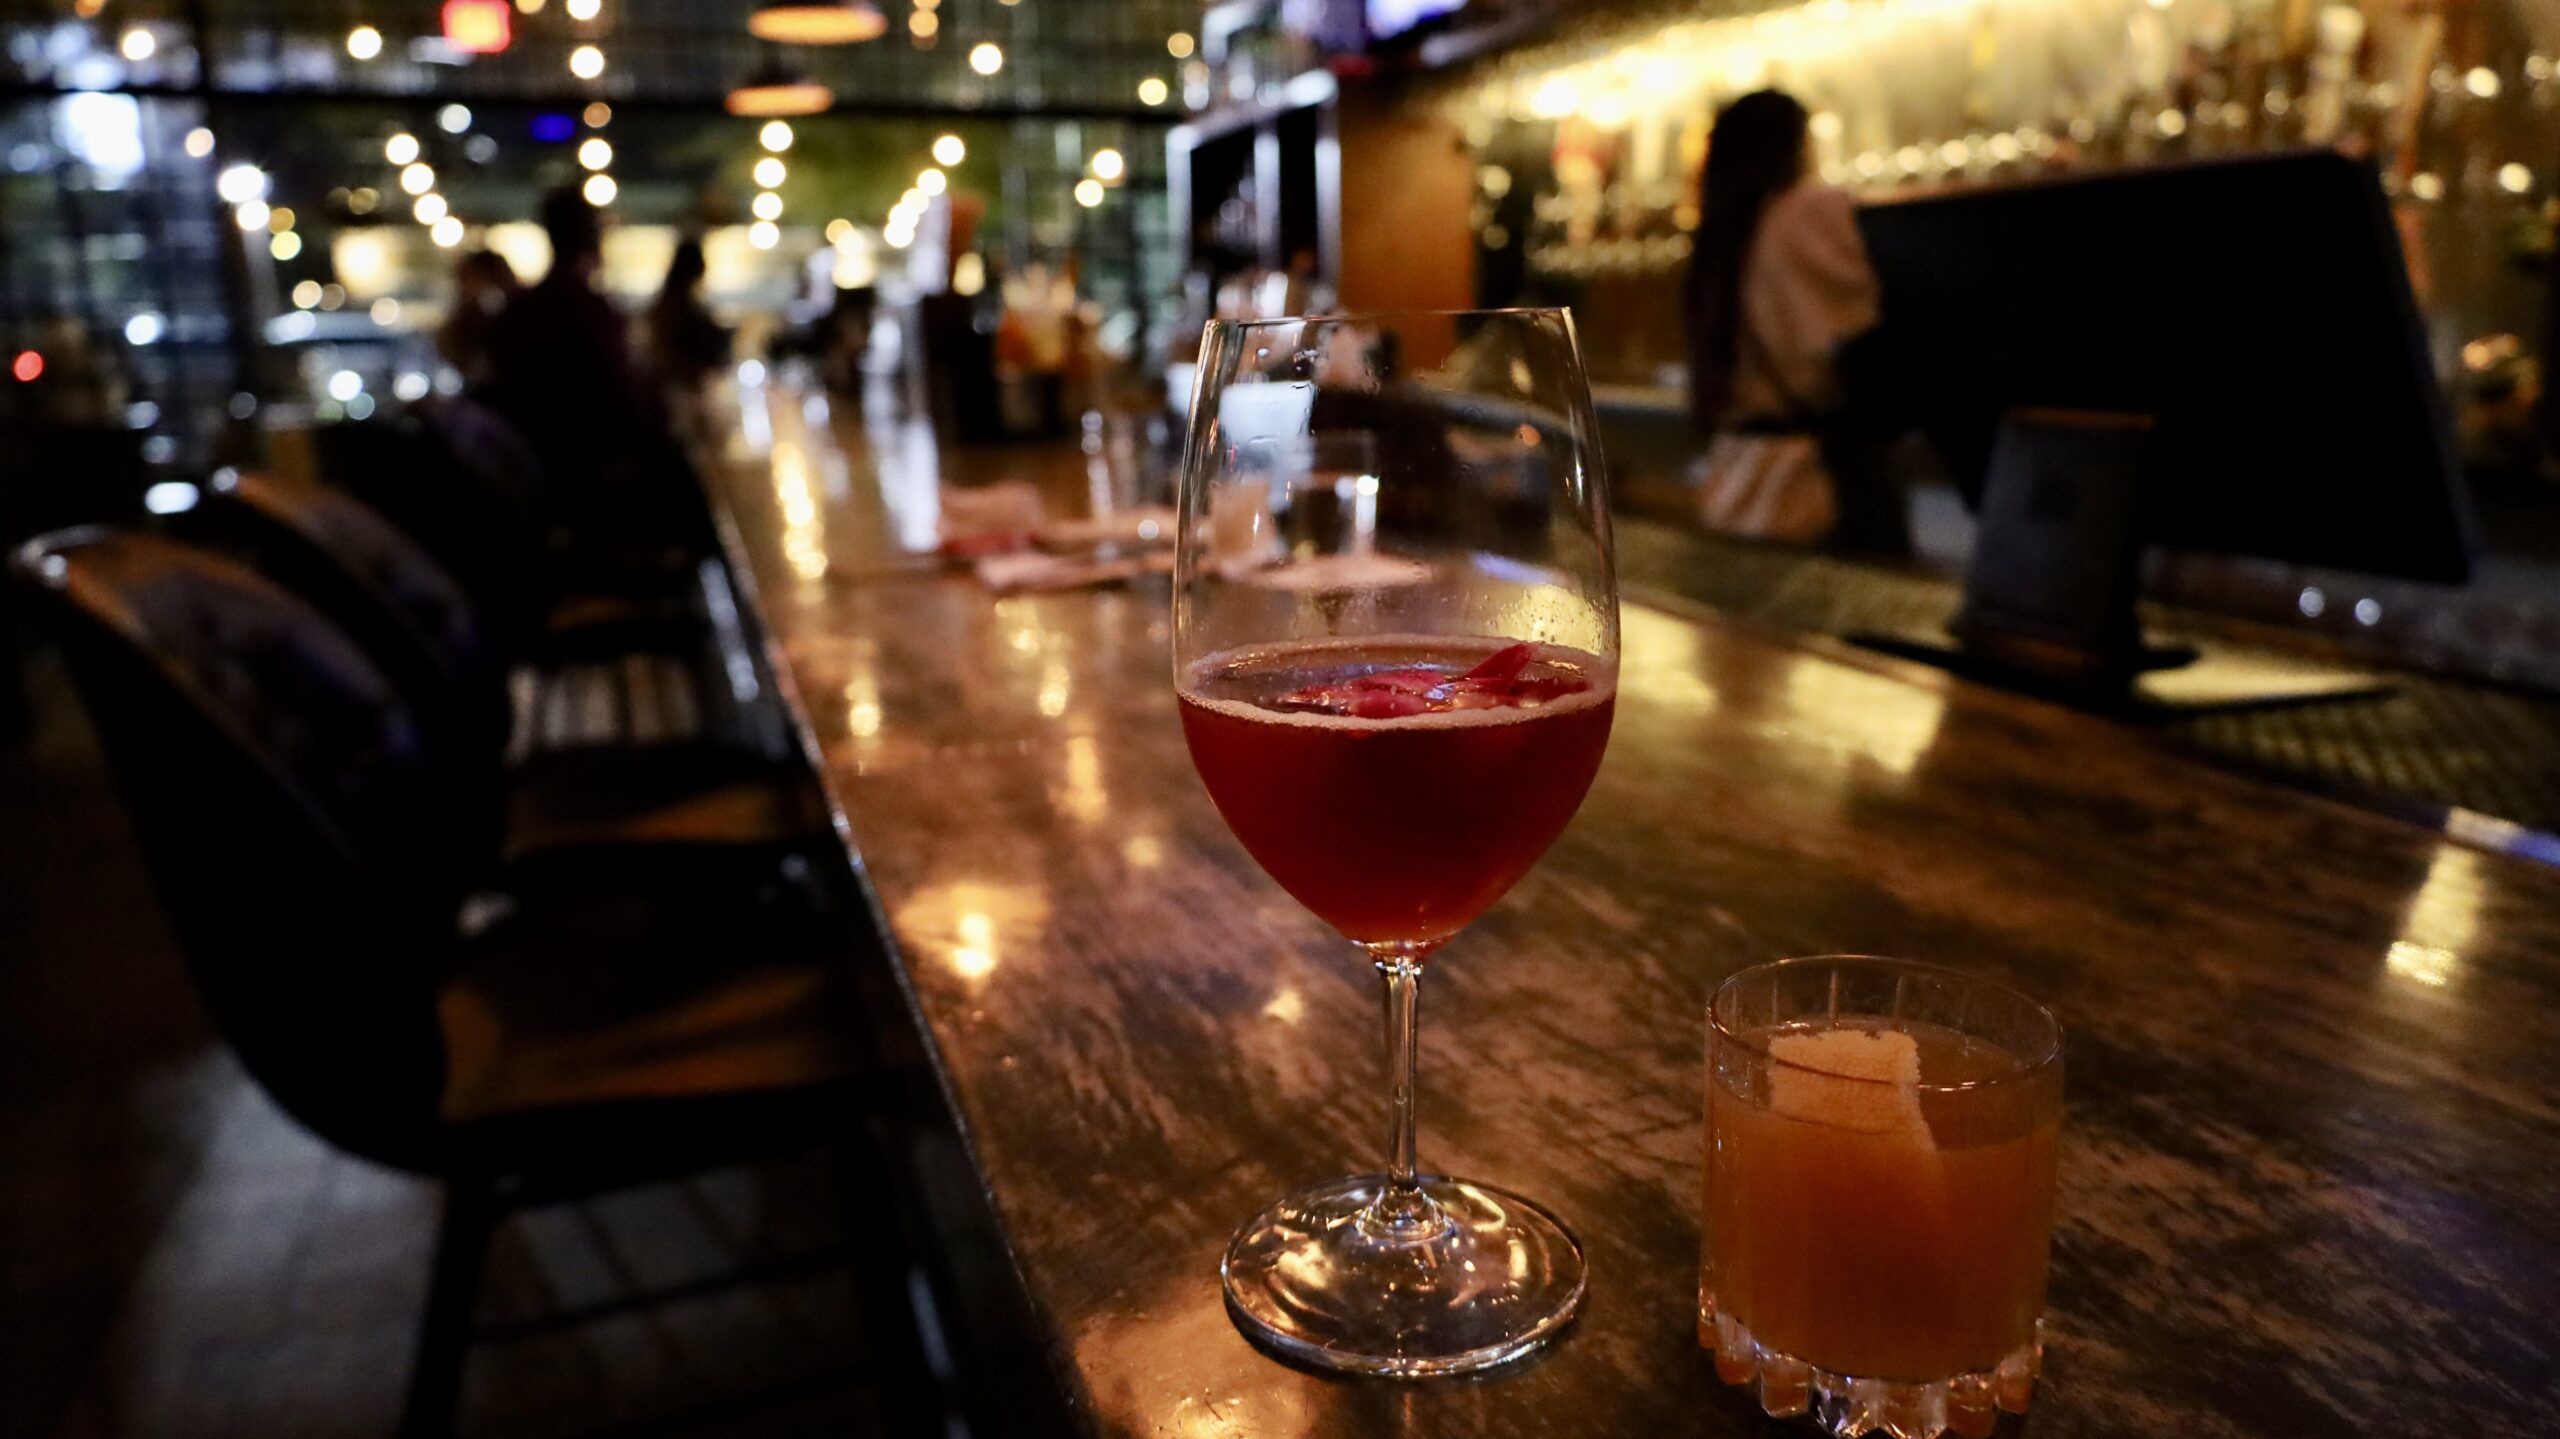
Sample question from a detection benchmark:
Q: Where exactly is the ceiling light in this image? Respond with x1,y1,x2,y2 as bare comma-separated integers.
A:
569,44,605,79
748,220,780,249
578,137,613,170
727,60,834,117
582,172,617,205
760,120,795,152
968,42,1002,75
754,155,787,187
752,190,784,220
748,0,888,44
216,164,268,204
386,132,421,165
1090,147,1124,181
932,133,965,166
346,25,384,60
1074,178,1104,207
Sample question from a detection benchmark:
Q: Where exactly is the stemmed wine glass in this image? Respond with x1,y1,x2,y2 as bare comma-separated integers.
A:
1172,309,1619,1376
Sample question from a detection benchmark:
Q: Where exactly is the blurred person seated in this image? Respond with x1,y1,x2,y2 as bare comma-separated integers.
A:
1684,89,1909,556
644,237,730,447
440,248,522,395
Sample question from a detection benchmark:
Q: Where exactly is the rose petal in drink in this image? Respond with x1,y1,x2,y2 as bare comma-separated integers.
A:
1464,642,1535,683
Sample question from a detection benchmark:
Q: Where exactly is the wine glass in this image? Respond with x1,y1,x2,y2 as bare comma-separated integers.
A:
1172,309,1619,1376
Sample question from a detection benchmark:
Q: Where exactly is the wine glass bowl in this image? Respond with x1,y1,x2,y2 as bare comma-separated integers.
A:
1173,309,1619,1376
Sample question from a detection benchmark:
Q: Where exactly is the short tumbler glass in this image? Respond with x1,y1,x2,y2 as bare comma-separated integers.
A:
1703,957,2063,1439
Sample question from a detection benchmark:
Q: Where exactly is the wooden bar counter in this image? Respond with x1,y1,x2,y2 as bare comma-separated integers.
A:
716,399,2560,1438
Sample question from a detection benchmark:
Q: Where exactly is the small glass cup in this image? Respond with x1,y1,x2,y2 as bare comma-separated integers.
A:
1703,956,2063,1439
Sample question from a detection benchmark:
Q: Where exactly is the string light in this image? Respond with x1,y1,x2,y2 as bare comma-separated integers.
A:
1138,77,1168,105
184,127,216,158
578,137,613,170
969,42,1002,74
826,218,854,243
292,279,323,309
1074,178,1104,207
909,11,938,38
413,193,448,223
1090,148,1124,181
346,25,383,60
269,232,303,261
234,200,270,231
400,162,436,195
753,156,787,187
569,44,605,79
268,207,295,232
932,133,965,166
120,28,156,61
748,219,780,249
385,132,421,165
582,172,618,205
216,164,268,204
752,191,784,220
1168,32,1194,58
917,167,946,195
431,216,466,246
761,120,795,152
584,101,613,127
566,0,601,18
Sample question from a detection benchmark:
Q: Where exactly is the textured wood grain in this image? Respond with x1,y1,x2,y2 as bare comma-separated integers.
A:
717,401,2560,1438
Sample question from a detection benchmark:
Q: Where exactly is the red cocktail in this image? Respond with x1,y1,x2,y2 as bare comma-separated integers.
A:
1179,636,1614,947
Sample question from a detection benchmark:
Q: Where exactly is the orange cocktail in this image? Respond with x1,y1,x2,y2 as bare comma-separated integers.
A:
1703,958,2062,1439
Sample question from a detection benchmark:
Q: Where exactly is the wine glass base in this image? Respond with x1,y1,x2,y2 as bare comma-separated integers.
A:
1220,1174,1586,1378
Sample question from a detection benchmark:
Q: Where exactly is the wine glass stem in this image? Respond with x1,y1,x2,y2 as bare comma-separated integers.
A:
1368,953,1444,1237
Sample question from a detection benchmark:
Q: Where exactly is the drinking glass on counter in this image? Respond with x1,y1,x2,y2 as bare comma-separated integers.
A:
1174,308,1619,1377
1704,956,2062,1439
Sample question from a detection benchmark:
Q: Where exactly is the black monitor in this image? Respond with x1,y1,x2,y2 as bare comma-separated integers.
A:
1852,150,2476,709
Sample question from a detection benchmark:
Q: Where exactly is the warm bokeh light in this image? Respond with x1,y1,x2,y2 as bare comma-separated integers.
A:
269,232,303,261
413,193,448,224
291,279,323,309
932,133,965,166
969,42,1002,74
1167,32,1194,57
569,44,605,78
825,217,854,244
908,10,938,38
1090,148,1124,181
566,0,600,18
119,28,155,62
760,120,795,152
346,25,383,60
385,132,420,165
1138,77,1168,106
952,251,986,296
753,156,787,188
184,127,215,158
749,1,889,44
584,101,613,127
371,297,402,325
431,216,466,247
578,137,613,170
752,191,784,220
267,206,295,232
748,220,781,249
400,162,436,195
234,201,270,231
917,167,947,195
581,172,618,205
438,103,473,133
1074,177,1104,207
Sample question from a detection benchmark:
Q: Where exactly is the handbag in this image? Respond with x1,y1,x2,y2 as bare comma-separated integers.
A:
1691,319,1838,544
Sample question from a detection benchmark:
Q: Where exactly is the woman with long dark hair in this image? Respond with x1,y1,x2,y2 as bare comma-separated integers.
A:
1684,89,1906,554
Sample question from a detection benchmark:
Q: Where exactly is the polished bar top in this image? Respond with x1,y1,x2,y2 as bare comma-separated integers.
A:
718,394,2560,1437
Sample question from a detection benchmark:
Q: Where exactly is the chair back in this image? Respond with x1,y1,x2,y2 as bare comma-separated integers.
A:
195,469,511,769
13,529,462,1170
